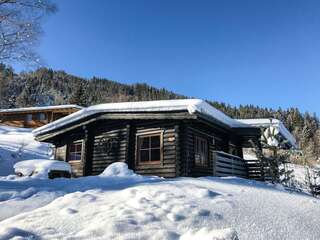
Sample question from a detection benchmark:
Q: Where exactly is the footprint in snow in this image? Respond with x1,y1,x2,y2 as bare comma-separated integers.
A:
213,213,223,220
197,209,211,217
197,189,219,198
81,193,97,202
61,208,78,215
167,212,185,222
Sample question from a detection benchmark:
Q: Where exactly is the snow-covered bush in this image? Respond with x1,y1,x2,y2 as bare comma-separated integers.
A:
14,159,71,179
100,162,137,177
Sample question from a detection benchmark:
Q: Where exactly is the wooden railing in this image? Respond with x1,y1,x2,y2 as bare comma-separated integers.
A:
245,159,275,181
213,151,248,178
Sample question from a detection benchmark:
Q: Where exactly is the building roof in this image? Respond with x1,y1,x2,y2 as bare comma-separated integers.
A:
33,99,248,136
237,118,297,148
32,100,297,149
0,105,83,114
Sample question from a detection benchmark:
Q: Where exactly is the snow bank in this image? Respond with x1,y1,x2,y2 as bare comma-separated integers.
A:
33,99,248,136
14,159,71,178
0,125,53,176
100,162,137,177
0,173,319,240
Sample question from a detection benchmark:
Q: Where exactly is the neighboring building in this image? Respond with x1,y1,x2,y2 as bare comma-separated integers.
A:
0,105,83,128
33,99,296,178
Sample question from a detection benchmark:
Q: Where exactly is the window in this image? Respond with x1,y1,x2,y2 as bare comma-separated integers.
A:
25,114,32,122
194,136,208,167
137,132,162,164
37,113,46,121
68,142,83,161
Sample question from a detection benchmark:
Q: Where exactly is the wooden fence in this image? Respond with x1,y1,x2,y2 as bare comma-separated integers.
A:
213,151,248,178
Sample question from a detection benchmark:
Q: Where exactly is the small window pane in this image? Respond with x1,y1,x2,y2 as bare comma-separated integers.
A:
70,144,76,152
69,153,75,161
39,113,46,121
25,114,32,122
77,144,82,152
140,150,149,162
68,143,82,161
151,136,160,148
140,137,149,149
151,149,160,161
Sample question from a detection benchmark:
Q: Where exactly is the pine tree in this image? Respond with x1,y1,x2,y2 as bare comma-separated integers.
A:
250,120,293,184
69,81,88,106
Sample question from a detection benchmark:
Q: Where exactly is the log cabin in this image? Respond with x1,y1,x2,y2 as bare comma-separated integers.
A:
0,105,82,128
33,99,296,178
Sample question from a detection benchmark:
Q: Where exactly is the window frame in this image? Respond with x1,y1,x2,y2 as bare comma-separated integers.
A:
67,141,84,162
136,130,163,165
194,135,209,168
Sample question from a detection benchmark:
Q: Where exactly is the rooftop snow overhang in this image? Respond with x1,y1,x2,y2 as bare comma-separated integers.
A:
33,99,249,139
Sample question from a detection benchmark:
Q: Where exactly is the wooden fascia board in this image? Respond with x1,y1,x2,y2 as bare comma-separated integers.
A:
97,111,195,120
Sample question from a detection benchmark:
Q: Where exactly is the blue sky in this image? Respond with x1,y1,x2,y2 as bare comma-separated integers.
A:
19,0,320,114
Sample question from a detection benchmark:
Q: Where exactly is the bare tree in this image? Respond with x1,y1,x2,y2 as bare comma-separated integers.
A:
0,0,56,65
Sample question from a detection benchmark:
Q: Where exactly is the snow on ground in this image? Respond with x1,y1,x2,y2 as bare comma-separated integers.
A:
0,163,320,240
287,163,320,190
0,125,53,176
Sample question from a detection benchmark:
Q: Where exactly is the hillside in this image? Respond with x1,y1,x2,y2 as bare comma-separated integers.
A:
0,163,319,240
0,64,319,164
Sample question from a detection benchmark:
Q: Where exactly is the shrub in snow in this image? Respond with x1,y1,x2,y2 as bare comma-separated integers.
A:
250,119,293,184
100,162,137,177
14,159,71,179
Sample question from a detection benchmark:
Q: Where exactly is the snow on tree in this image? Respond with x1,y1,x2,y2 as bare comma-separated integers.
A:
0,0,56,65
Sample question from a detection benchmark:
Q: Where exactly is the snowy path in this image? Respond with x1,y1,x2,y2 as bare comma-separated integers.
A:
0,172,319,240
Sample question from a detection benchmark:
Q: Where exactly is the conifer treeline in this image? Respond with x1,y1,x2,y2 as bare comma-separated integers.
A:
0,65,319,164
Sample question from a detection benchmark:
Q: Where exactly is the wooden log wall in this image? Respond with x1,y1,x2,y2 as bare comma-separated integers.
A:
90,122,129,175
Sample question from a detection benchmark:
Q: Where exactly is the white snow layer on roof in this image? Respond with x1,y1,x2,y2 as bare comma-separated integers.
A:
0,105,82,113
237,118,297,148
33,99,247,135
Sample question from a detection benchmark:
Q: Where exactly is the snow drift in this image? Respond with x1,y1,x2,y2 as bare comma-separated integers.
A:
100,162,137,177
0,163,319,240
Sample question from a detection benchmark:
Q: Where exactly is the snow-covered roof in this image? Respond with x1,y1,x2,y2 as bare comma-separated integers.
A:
0,105,83,113
33,99,248,136
237,119,297,148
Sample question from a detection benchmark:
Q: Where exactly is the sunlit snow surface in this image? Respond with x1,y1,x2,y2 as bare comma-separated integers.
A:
0,163,319,240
